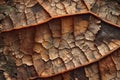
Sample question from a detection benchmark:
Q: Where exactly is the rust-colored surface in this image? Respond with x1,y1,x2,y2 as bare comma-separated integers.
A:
0,0,120,80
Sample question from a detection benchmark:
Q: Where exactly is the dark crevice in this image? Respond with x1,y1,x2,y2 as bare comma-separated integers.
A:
95,22,120,45
0,70,5,80
70,67,89,80
31,3,43,13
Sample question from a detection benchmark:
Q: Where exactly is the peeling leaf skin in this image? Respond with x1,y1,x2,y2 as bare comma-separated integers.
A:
0,14,120,79
0,0,120,79
0,0,88,32
0,0,51,31
30,48,120,80
0,0,120,33
38,0,88,16
91,0,120,26
83,0,97,10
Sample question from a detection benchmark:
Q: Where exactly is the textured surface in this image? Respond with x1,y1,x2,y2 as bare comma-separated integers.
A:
0,14,120,79
0,0,120,80
0,0,50,31
91,0,120,26
0,0,120,32
37,0,87,16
